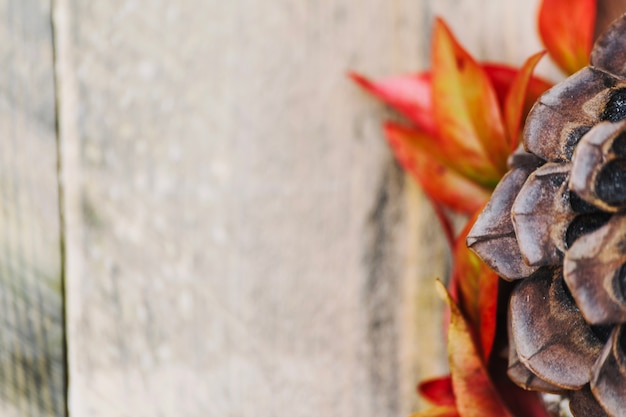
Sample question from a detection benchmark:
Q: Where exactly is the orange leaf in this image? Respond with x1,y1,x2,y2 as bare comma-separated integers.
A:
437,281,514,417
450,217,499,361
418,376,455,406
385,123,490,214
504,51,546,150
410,406,460,417
538,0,596,74
483,64,552,114
432,19,507,184
349,72,437,136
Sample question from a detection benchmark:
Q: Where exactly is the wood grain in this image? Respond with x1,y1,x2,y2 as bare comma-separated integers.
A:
51,0,565,416
0,0,65,416
55,1,445,416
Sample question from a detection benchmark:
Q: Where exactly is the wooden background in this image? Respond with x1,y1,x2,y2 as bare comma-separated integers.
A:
0,0,622,416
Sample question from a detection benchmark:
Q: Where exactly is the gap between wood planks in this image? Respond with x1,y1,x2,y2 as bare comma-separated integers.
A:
50,0,80,415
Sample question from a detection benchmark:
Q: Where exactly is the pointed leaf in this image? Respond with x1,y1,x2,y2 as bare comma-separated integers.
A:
350,66,552,159
432,19,507,184
437,282,514,417
451,217,499,361
410,406,460,417
385,123,491,214
419,376,455,406
483,64,552,114
538,0,596,74
349,72,437,136
504,51,546,150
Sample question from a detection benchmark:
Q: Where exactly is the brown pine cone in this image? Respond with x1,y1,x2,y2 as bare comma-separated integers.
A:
468,14,626,417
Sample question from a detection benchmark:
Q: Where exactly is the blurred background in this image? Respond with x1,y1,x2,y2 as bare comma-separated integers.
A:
1,1,624,417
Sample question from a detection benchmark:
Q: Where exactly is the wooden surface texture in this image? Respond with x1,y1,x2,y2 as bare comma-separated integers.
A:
0,1,65,416
1,1,623,416
61,2,439,416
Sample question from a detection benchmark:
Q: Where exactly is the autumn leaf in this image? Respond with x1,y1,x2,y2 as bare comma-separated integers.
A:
349,72,437,137
449,216,499,361
350,64,551,160
384,123,491,214
418,375,455,406
432,18,507,185
410,406,460,417
437,281,514,417
538,0,596,74
504,51,546,151
483,64,552,115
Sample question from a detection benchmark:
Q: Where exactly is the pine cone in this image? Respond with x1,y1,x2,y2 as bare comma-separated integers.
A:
468,15,626,417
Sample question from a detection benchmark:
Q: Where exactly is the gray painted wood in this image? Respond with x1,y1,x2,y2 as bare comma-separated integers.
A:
0,0,65,416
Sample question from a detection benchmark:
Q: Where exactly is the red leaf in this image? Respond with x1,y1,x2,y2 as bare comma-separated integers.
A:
504,51,546,150
483,64,552,114
437,282,514,417
349,72,437,136
350,65,552,145
450,217,499,361
410,406,460,417
385,123,491,214
431,18,507,185
538,0,596,74
418,376,455,406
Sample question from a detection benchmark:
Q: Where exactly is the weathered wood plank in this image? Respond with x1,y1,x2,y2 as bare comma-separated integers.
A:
56,1,559,416
57,1,443,416
0,0,65,416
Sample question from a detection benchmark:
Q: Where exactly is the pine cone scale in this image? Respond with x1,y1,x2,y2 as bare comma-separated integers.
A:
571,120,626,211
524,67,623,162
569,385,611,417
564,214,626,324
467,164,540,280
510,269,603,390
591,327,626,416
510,163,574,266
592,15,626,77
